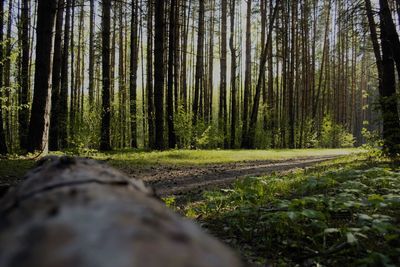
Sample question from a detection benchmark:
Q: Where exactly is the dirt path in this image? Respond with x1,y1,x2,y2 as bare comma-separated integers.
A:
118,155,342,198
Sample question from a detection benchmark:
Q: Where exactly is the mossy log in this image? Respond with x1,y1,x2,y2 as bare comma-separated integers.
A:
0,156,242,267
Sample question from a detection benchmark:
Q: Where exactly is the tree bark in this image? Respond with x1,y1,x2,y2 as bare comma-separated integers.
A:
88,0,95,107
167,0,177,148
100,0,112,151
18,0,31,151
247,0,280,148
59,0,71,149
27,0,57,153
193,0,205,126
219,0,228,148
130,0,139,148
0,157,242,267
229,0,237,148
241,0,252,148
0,0,8,155
154,0,165,150
49,0,65,151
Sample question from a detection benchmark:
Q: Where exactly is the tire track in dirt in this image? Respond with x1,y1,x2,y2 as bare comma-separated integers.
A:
120,155,344,198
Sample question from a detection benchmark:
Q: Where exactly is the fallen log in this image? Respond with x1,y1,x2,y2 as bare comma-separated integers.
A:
0,156,242,267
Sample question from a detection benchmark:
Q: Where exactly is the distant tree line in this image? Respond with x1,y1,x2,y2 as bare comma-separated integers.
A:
0,0,399,155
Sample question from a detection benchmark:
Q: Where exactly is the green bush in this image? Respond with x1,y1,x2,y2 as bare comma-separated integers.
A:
319,116,355,148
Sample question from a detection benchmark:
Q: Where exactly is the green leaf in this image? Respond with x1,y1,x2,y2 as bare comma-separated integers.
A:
346,232,358,245
324,228,340,234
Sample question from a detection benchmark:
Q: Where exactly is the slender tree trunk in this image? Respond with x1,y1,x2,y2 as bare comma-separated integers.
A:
100,0,112,151
0,0,8,154
193,0,205,126
18,0,30,151
219,0,228,148
154,0,165,150
4,0,13,149
59,0,71,149
241,0,252,148
207,0,215,124
88,0,95,107
229,0,237,148
167,0,177,148
130,0,139,148
147,0,155,149
247,0,280,148
27,0,57,153
49,0,64,151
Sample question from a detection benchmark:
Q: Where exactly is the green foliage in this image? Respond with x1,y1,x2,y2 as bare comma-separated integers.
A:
186,155,400,266
319,116,355,148
68,103,101,154
174,106,224,149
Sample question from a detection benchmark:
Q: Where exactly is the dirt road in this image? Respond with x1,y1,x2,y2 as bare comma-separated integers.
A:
118,155,342,198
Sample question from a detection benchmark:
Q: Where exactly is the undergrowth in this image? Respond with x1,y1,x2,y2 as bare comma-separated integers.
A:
183,154,400,266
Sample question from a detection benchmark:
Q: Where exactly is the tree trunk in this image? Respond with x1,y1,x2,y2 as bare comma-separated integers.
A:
219,0,228,148
88,0,95,107
0,157,242,267
147,0,155,149
49,0,65,151
18,0,30,151
59,0,71,149
379,0,400,155
229,0,237,148
167,0,177,148
154,0,165,150
27,0,57,153
241,0,252,148
100,0,112,151
130,0,139,148
247,0,280,148
193,0,205,126
0,0,8,155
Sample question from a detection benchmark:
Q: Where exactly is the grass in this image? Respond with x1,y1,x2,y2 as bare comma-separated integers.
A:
0,148,358,186
182,154,400,266
93,148,358,167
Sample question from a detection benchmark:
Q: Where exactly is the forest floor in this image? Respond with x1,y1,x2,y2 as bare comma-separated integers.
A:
0,149,356,198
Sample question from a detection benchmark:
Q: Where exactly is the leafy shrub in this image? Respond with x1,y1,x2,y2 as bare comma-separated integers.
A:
319,116,355,148
187,155,400,266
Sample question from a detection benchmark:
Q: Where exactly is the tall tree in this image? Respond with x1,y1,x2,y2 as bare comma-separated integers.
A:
247,0,280,148
167,0,177,148
4,0,13,146
229,0,237,148
49,0,65,151
0,0,8,154
219,0,228,148
241,0,252,148
88,0,95,107
147,0,155,148
193,0,205,126
27,0,58,153
154,0,165,150
365,0,400,155
100,0,112,151
59,0,71,149
130,0,139,148
18,0,30,151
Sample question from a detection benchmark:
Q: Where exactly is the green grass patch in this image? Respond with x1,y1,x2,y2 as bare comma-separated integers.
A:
93,148,358,167
184,154,400,266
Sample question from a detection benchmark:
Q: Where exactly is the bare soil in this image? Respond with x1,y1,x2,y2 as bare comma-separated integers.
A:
117,155,341,198
0,155,343,200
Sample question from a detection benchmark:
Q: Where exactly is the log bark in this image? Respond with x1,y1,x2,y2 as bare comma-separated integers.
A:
0,157,241,267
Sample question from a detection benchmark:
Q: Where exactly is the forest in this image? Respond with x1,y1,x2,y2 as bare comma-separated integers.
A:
0,0,397,154
0,0,400,266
